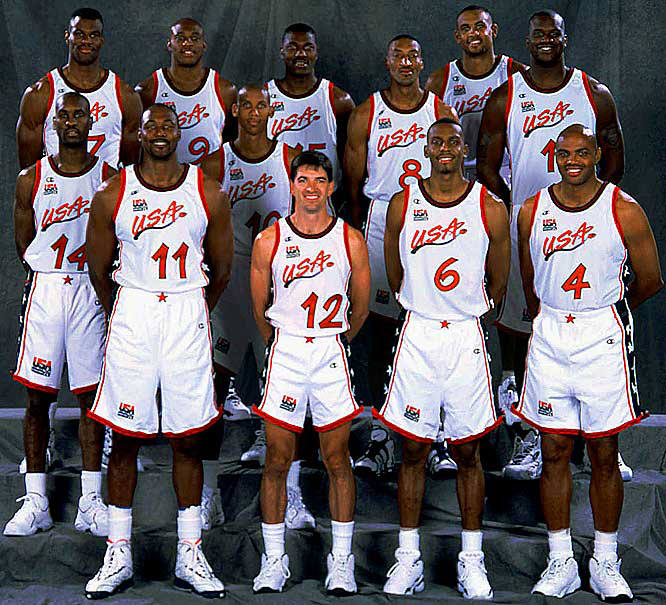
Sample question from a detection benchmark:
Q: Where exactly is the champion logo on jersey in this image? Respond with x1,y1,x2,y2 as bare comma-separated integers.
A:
542,218,557,231
377,123,425,157
41,196,90,231
452,75,460,82
118,402,135,420
542,222,596,260
271,101,285,112
282,250,334,287
521,100,535,112
43,182,58,195
413,208,428,221
31,357,52,377
453,84,466,96
133,199,148,212
229,168,244,181
522,101,575,138
378,117,392,129
404,405,421,422
280,395,297,412
538,400,553,417
410,217,467,253
131,201,188,239
286,245,300,258
161,92,170,98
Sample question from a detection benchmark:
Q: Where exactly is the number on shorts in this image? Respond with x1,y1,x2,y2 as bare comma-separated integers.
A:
434,258,460,292
188,136,210,165
88,134,106,156
541,139,556,173
561,263,591,299
245,210,282,242
151,242,189,279
51,234,87,270
301,292,344,329
398,159,423,190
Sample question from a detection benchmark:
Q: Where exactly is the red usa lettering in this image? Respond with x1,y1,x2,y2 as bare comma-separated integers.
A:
228,173,276,203
543,221,596,260
282,250,334,287
132,201,188,239
410,218,467,253
454,86,493,116
178,103,209,129
522,101,575,138
41,196,90,231
89,101,108,123
377,123,425,157
271,106,320,137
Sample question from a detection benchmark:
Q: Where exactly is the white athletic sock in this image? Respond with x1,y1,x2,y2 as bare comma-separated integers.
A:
202,460,218,490
461,529,483,554
81,470,102,497
262,522,285,557
177,506,202,543
108,505,132,543
287,460,301,490
25,472,47,498
593,530,618,561
548,528,573,559
398,527,420,554
331,520,354,557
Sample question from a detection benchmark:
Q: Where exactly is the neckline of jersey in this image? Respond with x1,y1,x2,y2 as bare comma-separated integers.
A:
454,55,503,81
133,163,190,191
285,215,337,239
47,155,99,178
379,89,429,114
521,66,575,94
57,67,109,93
273,77,322,99
161,67,210,97
418,178,474,208
229,139,278,164
548,181,609,213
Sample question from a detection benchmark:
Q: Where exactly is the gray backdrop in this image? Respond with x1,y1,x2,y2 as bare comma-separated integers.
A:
1,1,664,410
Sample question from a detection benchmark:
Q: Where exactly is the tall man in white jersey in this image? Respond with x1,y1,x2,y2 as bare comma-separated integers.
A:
515,125,662,601
345,34,456,478
5,93,112,538
250,152,370,595
378,118,509,598
136,17,237,165
477,10,625,479
84,104,233,600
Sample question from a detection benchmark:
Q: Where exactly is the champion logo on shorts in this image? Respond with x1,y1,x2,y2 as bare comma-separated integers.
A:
542,218,557,231
404,405,420,422
31,357,52,377
453,84,466,96
538,400,553,417
215,337,230,354
132,199,148,212
413,208,428,221
378,117,392,129
229,168,244,181
280,395,297,412
376,289,390,304
118,402,135,420
286,245,300,258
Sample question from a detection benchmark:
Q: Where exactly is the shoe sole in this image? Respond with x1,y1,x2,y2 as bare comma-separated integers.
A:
590,577,633,603
74,521,107,537
4,521,53,536
253,586,284,594
326,587,357,596
174,576,225,599
385,578,425,595
457,582,493,600
532,574,581,598
85,578,134,600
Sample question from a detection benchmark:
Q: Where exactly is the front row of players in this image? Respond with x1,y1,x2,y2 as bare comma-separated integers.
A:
10,95,662,601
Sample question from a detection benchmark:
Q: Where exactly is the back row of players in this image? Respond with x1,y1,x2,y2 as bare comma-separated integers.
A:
7,5,662,602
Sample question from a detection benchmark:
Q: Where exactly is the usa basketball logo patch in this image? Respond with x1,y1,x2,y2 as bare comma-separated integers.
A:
229,168,244,181
271,101,285,112
286,245,300,259
413,208,428,221
404,405,421,422
280,395,297,412
538,400,553,417
133,199,148,212
453,84,466,96
118,402,135,420
378,117,392,129
31,357,52,377
542,218,557,231
43,182,58,196
521,101,535,112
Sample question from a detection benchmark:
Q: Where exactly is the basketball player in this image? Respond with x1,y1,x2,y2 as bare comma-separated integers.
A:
250,151,370,594
345,34,455,478
5,93,111,538
425,4,524,476
135,17,237,165
477,10,625,479
378,118,509,598
84,104,232,599
515,124,662,600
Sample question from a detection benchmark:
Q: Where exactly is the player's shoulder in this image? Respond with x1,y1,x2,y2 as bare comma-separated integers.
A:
425,64,450,95
330,82,354,109
519,193,540,216
135,71,157,95
341,218,365,244
579,70,613,99
96,168,125,195
481,185,504,207
212,70,236,92
506,56,527,75
199,148,223,181
613,187,641,212
254,220,279,253
16,161,40,191
21,73,53,106
481,184,508,218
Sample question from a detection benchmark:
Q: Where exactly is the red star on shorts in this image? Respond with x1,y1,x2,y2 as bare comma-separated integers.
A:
440,320,450,329
305,337,315,343
565,314,575,323
158,292,168,302
63,275,73,285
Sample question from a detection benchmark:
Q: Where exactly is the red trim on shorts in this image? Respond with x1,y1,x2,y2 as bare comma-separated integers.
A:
258,328,279,410
315,406,364,432
475,318,496,420
372,408,432,443
163,405,223,438
15,273,39,377
440,63,451,100
252,405,303,433
335,334,356,404
197,168,210,220
150,71,159,104
343,222,352,265
433,92,440,120
480,185,490,237
610,304,635,420
611,187,624,243
448,415,503,445
12,375,59,394
270,221,281,265
367,94,375,139
581,72,598,117
112,169,126,221
328,80,336,117
87,411,158,439
505,75,514,125
71,383,99,395
114,74,124,113
31,159,42,207
381,311,411,413
218,145,225,184
282,143,290,179
583,414,647,438
510,405,581,435
214,71,227,115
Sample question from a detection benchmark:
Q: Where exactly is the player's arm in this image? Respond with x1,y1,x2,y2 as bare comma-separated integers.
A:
117,79,142,166
476,83,511,208
202,176,233,310
250,224,277,344
345,226,370,341
103,165,118,181
217,76,238,143
588,77,624,184
332,85,355,168
425,67,447,98
343,99,371,229
384,189,406,294
286,145,299,169
435,97,458,121
16,78,50,169
483,188,511,306
199,149,223,183
134,74,156,110
517,195,540,319
614,192,663,309
87,175,121,315
14,166,37,266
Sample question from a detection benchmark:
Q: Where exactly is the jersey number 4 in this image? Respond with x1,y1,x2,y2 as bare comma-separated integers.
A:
152,242,189,279
561,263,591,299
301,292,344,329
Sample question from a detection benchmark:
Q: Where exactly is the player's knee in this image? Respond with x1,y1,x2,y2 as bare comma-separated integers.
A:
25,394,51,419
321,447,351,477
541,436,571,468
264,444,293,476
402,440,431,466
449,442,480,470
587,437,619,475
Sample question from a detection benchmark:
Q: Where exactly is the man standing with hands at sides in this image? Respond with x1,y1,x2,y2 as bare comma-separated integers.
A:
345,34,456,479
377,118,509,598
515,124,662,600
6,93,112,537
477,9,625,480
136,17,237,165
84,104,232,600
250,151,370,595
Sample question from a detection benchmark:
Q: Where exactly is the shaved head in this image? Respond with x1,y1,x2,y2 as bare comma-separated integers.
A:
143,103,179,126
170,17,203,32
56,91,90,113
529,9,565,32
557,123,597,148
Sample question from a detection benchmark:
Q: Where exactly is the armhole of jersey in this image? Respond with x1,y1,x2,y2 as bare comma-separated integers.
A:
399,187,409,232
149,71,159,105
366,94,375,140
31,160,42,207
528,191,541,235
214,71,227,115
480,185,490,237
504,74,514,125
328,80,336,117
506,56,514,75
581,71,599,117
102,161,110,182
611,186,625,244
112,169,126,221
440,63,451,100
343,221,352,265
282,143,290,179
270,221,281,264
197,168,210,221
218,145,225,184
433,92,440,120
114,73,124,114
45,72,55,118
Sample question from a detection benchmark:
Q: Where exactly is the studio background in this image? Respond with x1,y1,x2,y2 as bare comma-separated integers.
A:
0,0,664,410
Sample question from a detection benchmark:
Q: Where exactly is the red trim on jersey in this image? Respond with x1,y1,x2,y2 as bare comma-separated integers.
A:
583,415,646,438
611,304,635,419
270,221,281,264
114,74,123,113
433,93,440,120
581,72,598,117
197,168,210,220
252,405,303,433
258,329,279,411
372,408,432,443
71,383,99,395
87,411,158,439
448,416,503,445
45,72,55,119
505,75,514,125
529,191,541,233
282,143,290,179
480,185,490,237
13,375,59,394
15,273,38,377
343,222,353,265
218,145,225,184
475,318,496,420
506,56,514,75
102,161,110,182
214,71,227,115
316,406,363,432
440,63,451,100
611,186,625,244
366,94,375,139
328,80,336,117
399,188,409,231
150,71,159,105
163,406,223,438
112,169,126,221
381,311,412,414
31,159,42,207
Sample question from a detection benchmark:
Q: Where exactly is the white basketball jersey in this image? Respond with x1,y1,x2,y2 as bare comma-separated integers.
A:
397,180,491,319
364,91,439,203
266,78,339,187
220,140,292,258
113,165,209,293
152,68,226,165
43,68,123,167
529,183,628,311
24,156,109,273
506,68,597,210
441,56,512,171
267,217,352,337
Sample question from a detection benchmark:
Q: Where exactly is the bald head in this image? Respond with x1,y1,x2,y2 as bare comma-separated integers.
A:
170,17,203,32
56,91,90,113
529,9,565,32
142,103,179,126
557,123,597,149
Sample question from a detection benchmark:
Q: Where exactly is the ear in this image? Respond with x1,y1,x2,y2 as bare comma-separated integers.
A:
463,143,469,158
491,23,498,38
423,143,430,159
327,180,334,197
562,34,568,48
595,146,601,164
231,103,239,118
454,28,462,46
